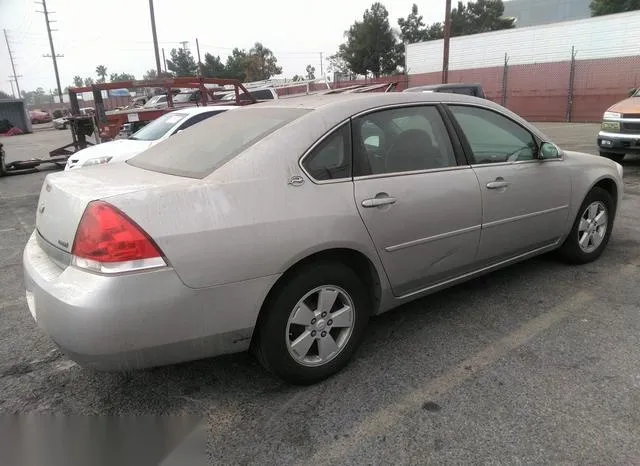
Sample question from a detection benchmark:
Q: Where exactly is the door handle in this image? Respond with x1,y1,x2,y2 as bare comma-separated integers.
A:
486,177,510,189
362,197,397,208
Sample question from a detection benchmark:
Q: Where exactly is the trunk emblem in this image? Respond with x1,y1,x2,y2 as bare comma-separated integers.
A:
45,183,51,192
57,240,69,248
38,203,45,214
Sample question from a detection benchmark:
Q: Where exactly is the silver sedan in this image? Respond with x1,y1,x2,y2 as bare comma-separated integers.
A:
23,93,623,384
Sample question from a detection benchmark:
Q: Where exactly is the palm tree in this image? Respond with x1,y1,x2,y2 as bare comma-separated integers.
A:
95,65,108,83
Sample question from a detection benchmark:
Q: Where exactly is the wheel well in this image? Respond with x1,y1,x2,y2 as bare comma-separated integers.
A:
594,178,618,209
251,248,382,345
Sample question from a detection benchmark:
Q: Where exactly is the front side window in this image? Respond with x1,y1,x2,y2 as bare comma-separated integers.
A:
352,105,456,176
302,124,351,181
449,105,537,163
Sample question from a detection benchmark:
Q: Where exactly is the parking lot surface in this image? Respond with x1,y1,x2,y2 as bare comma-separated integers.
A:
1,123,639,463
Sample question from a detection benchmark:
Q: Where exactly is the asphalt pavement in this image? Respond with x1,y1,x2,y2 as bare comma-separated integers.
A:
0,123,639,464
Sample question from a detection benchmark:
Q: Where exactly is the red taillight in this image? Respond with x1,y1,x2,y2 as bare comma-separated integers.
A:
72,201,165,272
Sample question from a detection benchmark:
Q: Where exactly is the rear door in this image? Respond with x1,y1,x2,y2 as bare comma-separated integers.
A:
352,104,483,297
447,104,572,264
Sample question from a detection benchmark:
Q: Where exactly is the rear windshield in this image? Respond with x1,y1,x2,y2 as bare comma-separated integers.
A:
128,107,310,178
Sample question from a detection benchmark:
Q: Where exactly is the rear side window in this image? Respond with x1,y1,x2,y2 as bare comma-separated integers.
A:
128,108,309,178
302,124,351,181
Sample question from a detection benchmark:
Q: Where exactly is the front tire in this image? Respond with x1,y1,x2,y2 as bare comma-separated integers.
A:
558,187,614,264
599,151,624,163
254,262,370,385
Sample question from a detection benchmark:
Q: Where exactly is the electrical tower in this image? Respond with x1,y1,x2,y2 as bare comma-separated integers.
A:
36,0,64,104
3,29,22,97
180,41,189,51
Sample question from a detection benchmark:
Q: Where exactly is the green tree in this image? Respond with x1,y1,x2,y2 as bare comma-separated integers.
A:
245,42,283,81
0,90,11,99
20,88,48,106
84,77,94,87
95,65,108,83
202,53,226,78
292,75,303,81
398,3,429,44
224,48,248,81
305,64,316,80
109,72,135,82
72,75,84,87
590,0,640,16
337,2,399,78
166,48,198,76
447,0,514,37
142,69,172,80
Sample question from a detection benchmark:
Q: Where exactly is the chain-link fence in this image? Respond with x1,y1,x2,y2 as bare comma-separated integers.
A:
407,46,640,123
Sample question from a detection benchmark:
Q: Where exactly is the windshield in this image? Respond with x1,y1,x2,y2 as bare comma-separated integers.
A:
128,107,310,178
129,112,187,141
144,95,165,107
173,92,195,103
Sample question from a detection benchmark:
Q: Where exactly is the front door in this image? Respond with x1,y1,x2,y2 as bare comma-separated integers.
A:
352,105,483,297
447,105,572,263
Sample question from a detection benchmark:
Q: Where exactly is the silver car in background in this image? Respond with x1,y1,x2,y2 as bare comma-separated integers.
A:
23,93,623,385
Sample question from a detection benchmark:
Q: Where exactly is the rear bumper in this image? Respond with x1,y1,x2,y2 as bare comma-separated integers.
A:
597,131,640,154
23,231,279,370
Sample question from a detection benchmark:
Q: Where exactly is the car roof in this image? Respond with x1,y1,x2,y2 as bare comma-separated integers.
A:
238,91,548,143
166,105,239,116
250,91,487,111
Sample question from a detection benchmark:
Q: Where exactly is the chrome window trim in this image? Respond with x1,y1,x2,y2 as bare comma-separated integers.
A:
353,164,471,181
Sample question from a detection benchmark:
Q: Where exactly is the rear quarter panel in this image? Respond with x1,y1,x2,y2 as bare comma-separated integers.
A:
107,114,388,291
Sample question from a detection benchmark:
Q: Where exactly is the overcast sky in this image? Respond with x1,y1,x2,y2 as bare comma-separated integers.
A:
0,0,447,96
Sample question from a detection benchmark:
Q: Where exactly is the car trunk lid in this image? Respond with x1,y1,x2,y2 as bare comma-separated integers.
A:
35,162,188,255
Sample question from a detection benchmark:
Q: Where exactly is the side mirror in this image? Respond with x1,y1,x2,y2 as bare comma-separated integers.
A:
540,142,560,160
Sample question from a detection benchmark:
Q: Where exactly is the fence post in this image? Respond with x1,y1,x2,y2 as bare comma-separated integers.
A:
501,52,509,107
566,46,577,122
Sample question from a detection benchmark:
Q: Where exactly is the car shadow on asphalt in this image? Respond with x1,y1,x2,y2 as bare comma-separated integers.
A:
64,252,572,415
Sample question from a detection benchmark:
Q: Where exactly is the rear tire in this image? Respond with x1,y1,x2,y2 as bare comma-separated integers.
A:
558,187,614,264
254,261,370,385
599,151,624,163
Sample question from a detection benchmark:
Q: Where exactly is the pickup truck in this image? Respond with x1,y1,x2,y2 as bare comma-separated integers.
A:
597,88,640,162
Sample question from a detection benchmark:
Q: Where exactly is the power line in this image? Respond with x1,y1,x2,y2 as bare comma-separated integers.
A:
4,29,22,97
36,0,64,104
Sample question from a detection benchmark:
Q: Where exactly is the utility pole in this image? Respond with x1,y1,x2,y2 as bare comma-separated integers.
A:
180,41,189,51
7,80,16,98
36,0,64,104
196,38,202,76
148,0,162,75
162,48,167,72
4,29,22,97
442,0,452,84
319,52,323,77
